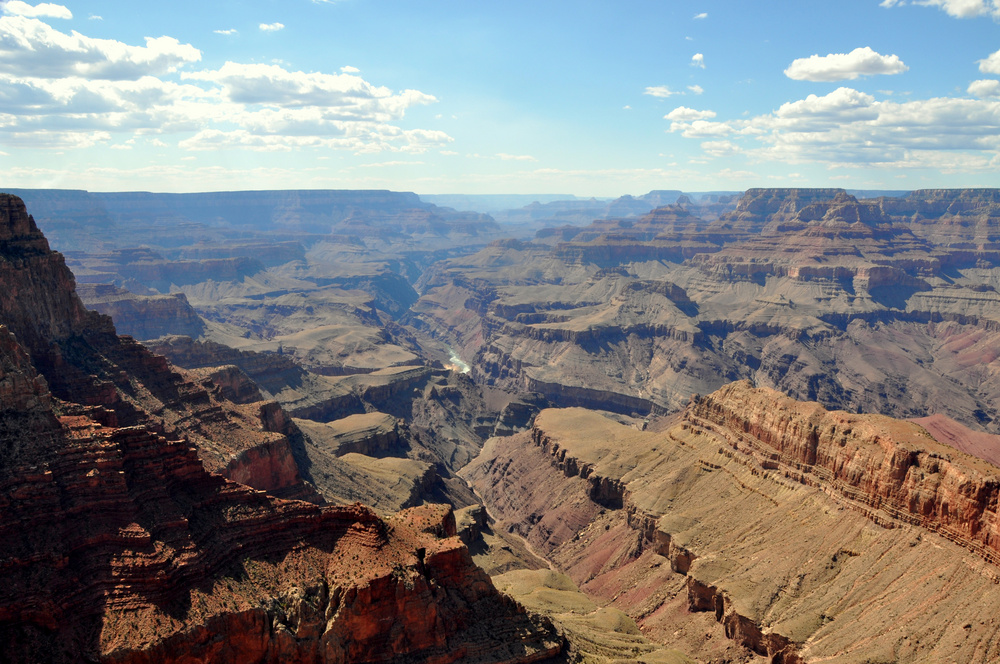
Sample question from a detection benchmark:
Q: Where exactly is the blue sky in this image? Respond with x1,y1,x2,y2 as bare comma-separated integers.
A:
0,0,998,196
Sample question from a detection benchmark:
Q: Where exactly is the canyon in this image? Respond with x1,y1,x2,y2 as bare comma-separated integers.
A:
0,194,562,663
415,188,1000,431
6,186,1000,662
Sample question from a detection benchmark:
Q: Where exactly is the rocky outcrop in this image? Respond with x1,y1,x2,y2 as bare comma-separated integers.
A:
0,195,109,358
174,240,306,267
77,283,207,340
146,336,364,421
118,256,265,291
688,380,1000,565
1,405,562,662
194,364,265,404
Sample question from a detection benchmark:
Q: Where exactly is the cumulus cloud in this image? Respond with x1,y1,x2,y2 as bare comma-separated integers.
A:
688,84,704,95
340,65,359,73
969,79,1000,96
185,62,436,122
664,106,716,122
980,48,1000,74
785,47,908,81
259,22,284,32
0,15,201,79
2,2,71,19
691,53,705,68
693,12,708,19
644,85,677,98
880,0,905,6
214,29,238,35
0,14,451,155
665,86,1000,171
913,0,1000,18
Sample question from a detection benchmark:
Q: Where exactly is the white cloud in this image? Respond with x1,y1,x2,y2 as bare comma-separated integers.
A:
913,0,1000,18
0,16,449,156
185,62,436,122
214,29,238,35
1,128,110,148
496,153,537,161
2,2,71,19
672,119,733,138
969,79,1000,97
623,104,632,110
980,48,1000,74
691,53,705,68
88,14,101,20
880,0,905,6
259,22,284,32
693,12,708,19
340,65,359,73
665,106,716,121
0,15,201,79
666,86,1000,172
784,47,908,82
688,84,704,95
644,85,676,98
768,87,880,128
701,140,740,157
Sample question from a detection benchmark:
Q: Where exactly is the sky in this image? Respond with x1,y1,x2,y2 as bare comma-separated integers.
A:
0,0,998,196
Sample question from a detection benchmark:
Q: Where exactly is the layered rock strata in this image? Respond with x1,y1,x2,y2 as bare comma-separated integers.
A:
415,188,1000,434
463,384,1000,663
77,284,207,340
0,193,566,662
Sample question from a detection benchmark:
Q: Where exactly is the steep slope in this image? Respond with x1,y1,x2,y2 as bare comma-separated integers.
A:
0,194,564,663
463,384,1000,663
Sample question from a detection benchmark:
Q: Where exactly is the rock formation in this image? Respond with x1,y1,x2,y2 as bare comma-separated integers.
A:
414,188,1000,435
0,194,564,663
77,284,207,340
463,384,1000,663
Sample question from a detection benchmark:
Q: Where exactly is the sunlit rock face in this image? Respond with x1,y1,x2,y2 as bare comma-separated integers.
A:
0,194,564,664
464,383,1000,663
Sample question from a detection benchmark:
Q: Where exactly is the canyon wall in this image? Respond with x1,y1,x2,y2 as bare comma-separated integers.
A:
464,386,1000,663
0,194,564,663
415,188,1000,434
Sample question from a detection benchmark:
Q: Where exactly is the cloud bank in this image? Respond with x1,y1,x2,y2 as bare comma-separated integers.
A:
0,11,450,153
667,86,1000,172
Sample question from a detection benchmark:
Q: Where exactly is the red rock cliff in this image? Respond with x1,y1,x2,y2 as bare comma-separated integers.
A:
0,194,564,663
688,380,1000,564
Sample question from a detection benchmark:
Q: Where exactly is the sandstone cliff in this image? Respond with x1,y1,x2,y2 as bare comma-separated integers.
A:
463,385,1000,663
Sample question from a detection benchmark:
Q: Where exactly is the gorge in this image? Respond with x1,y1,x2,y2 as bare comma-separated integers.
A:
4,187,1000,663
